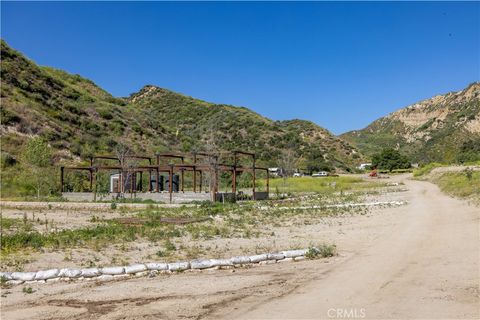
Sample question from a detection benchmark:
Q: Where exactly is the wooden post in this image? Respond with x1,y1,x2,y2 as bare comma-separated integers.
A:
89,169,93,191
199,170,203,192
266,168,269,196
181,157,185,193
139,171,143,192
156,154,160,193
193,166,197,193
252,155,256,200
169,165,173,203
93,169,97,202
233,153,237,196
60,166,64,193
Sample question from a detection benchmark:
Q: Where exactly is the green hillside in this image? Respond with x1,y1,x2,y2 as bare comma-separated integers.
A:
0,40,360,173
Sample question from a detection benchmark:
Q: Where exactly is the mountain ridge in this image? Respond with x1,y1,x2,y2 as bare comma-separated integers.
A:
341,82,480,163
0,40,361,171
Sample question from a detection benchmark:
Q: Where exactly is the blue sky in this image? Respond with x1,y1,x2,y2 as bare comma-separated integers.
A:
1,1,479,134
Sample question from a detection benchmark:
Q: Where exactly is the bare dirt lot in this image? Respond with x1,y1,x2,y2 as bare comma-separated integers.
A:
1,176,479,319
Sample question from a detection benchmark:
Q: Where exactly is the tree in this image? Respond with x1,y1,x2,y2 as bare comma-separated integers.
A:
457,140,480,164
371,148,410,172
20,137,55,198
279,149,297,177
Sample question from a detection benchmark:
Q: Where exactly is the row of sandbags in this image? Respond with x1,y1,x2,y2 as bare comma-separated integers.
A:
0,249,308,285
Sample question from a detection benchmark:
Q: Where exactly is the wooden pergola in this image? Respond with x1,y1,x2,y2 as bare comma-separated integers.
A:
60,150,269,202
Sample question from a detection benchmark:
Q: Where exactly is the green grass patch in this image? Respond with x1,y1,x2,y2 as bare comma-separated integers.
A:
433,170,480,199
413,162,446,177
260,176,381,194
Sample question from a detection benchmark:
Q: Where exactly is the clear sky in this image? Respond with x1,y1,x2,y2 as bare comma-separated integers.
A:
1,1,479,134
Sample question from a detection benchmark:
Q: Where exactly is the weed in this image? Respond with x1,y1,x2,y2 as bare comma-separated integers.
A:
22,286,34,294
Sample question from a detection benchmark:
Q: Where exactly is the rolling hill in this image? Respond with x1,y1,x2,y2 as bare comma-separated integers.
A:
0,40,361,171
341,83,480,164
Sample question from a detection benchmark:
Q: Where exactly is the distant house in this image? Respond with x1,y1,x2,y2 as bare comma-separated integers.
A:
268,167,286,177
357,163,372,170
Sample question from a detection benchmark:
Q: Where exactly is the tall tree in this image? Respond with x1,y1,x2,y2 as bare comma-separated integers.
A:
21,137,54,198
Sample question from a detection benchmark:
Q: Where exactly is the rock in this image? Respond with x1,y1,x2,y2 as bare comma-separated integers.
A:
134,271,149,277
81,268,101,278
230,256,251,265
277,257,294,263
124,264,147,274
281,249,308,258
249,254,268,263
46,278,60,283
6,280,24,285
11,272,36,282
35,269,59,280
168,261,190,271
267,253,285,261
294,256,306,261
100,266,125,275
145,262,168,271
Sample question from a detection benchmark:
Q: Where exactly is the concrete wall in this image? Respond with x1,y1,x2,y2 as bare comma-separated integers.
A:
62,192,211,203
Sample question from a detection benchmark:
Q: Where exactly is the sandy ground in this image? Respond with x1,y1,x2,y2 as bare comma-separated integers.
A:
1,176,479,319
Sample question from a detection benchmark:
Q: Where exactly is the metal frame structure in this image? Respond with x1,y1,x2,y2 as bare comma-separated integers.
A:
60,150,269,203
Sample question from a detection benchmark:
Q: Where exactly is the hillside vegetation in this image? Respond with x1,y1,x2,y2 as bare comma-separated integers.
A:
1,40,360,173
341,83,480,164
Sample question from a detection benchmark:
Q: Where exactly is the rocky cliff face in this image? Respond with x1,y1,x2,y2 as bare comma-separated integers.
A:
342,83,480,163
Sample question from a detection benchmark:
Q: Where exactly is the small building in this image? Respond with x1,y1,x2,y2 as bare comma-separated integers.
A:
357,163,372,170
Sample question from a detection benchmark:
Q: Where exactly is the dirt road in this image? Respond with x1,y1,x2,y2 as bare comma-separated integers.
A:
2,177,479,319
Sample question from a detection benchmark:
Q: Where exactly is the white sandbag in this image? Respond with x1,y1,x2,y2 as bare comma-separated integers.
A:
124,264,147,274
97,275,114,281
190,259,214,269
11,272,36,281
100,266,125,275
210,258,233,267
46,278,60,283
259,260,276,265
81,268,101,278
146,262,169,271
230,256,251,265
58,268,82,278
277,257,293,263
249,254,268,263
267,253,285,260
281,249,307,258
294,256,306,261
0,272,12,280
35,269,59,280
168,261,190,271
